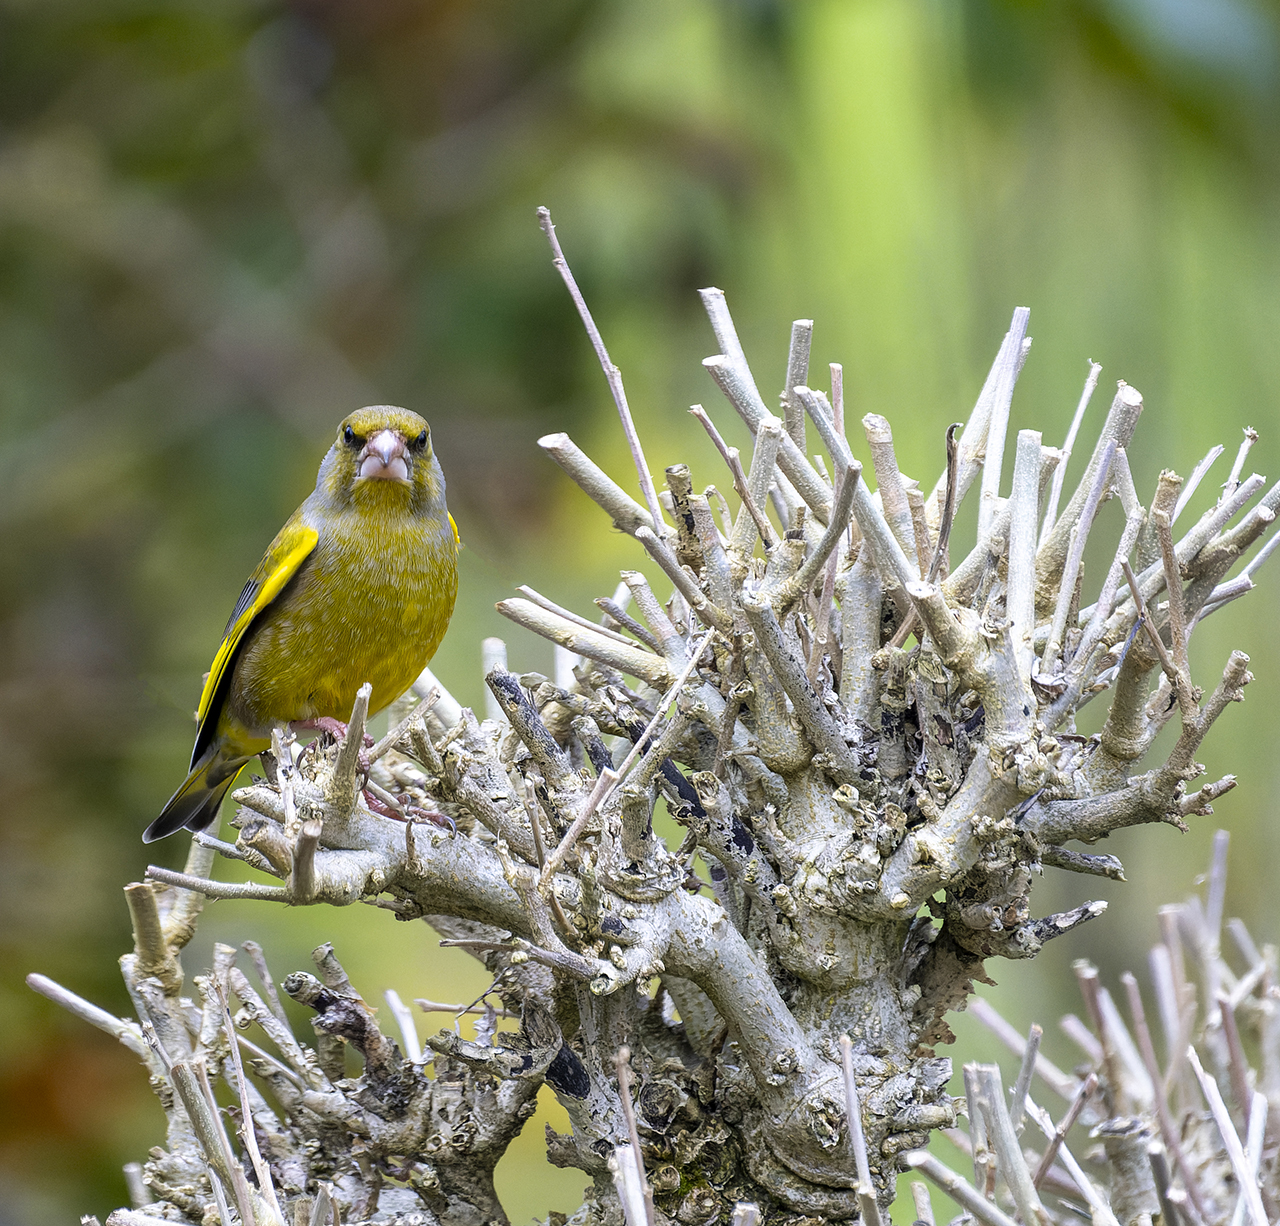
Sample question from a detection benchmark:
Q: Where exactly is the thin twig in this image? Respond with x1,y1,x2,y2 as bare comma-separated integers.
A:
862,412,918,561
216,982,284,1223
1225,428,1258,496
1147,1144,1184,1226
367,689,439,764
1040,360,1101,547
809,462,843,685
929,423,962,582
1011,1023,1042,1133
781,319,812,450
839,1035,883,1226
1120,560,1182,696
910,1182,935,1226
1122,973,1212,1224
538,207,664,533
26,973,148,1058
904,1151,1019,1226
497,597,675,689
289,818,321,903
635,525,733,631
614,1047,655,1226
978,307,1032,543
482,638,508,724
146,867,290,902
235,1033,306,1090
538,632,713,887
272,727,299,837
1044,440,1117,674
689,405,777,549
965,997,1081,1101
975,1063,1047,1226
1173,444,1225,523
538,432,658,535
382,988,422,1064
830,363,844,433
415,998,517,1019
1230,1093,1268,1226
1031,1072,1096,1189
1007,429,1044,679
1153,507,1196,719
1217,991,1253,1130
1205,828,1230,948
1187,1046,1267,1226
1024,1100,1120,1226
194,831,274,874
309,1184,334,1226
122,1164,151,1211
595,596,664,651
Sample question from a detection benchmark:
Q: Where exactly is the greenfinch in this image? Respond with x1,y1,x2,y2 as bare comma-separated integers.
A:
146,406,459,843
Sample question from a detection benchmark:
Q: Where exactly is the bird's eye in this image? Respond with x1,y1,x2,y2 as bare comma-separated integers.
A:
343,425,360,447
412,429,428,451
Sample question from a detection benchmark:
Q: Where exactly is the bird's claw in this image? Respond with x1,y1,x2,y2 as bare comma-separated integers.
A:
292,717,376,749
362,792,456,835
409,805,457,834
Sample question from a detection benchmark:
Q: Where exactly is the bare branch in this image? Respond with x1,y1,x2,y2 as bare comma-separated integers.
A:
1043,440,1116,675
978,308,1032,543
689,405,778,551
614,1048,655,1226
27,973,149,1059
862,413,918,561
324,683,371,818
539,431,659,536
702,353,833,523
538,207,665,533
1038,381,1144,607
538,632,712,886
904,1152,1019,1226
635,526,733,632
1226,428,1259,495
1173,444,1225,523
1188,1047,1267,1226
1031,1072,1097,1189
781,319,813,451
839,1035,883,1226
1007,429,1044,679
497,598,675,688
1040,360,1101,546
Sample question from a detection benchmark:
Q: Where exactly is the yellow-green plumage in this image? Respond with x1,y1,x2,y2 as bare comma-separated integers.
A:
146,406,458,842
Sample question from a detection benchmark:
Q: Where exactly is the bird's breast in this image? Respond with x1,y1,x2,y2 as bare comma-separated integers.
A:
228,511,458,734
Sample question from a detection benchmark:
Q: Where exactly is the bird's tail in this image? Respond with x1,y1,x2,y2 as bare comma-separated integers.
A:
144,752,246,843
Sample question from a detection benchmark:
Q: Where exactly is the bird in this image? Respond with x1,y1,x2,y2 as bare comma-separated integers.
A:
144,406,459,842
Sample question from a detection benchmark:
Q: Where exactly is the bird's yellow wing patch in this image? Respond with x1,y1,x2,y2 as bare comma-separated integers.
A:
196,520,319,726
449,513,460,545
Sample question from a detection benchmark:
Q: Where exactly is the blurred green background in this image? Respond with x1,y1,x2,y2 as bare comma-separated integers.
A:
3,0,1280,1222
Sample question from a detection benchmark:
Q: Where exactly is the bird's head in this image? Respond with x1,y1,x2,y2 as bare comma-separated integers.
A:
318,406,445,514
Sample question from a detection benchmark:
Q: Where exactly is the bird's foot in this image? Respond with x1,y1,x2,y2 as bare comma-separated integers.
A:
409,805,457,834
363,792,456,834
292,717,376,748
364,790,404,820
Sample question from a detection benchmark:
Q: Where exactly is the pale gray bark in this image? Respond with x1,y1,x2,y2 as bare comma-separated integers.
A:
32,266,1280,1226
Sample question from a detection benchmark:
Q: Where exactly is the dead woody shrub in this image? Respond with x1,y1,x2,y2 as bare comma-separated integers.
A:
34,210,1278,1226
908,831,1278,1226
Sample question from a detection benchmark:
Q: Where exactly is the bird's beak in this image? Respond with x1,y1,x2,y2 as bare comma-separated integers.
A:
359,430,410,482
